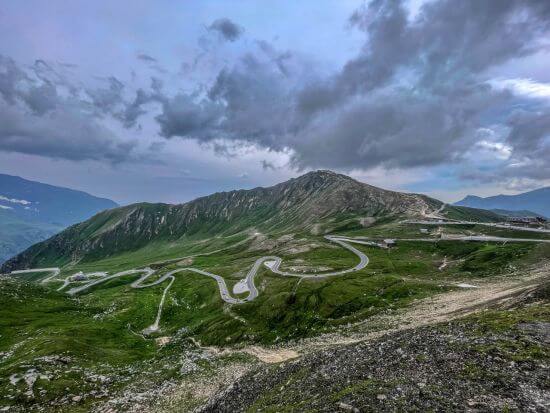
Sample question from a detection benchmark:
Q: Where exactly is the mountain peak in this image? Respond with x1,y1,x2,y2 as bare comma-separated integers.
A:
2,171,441,270
300,170,352,180
287,170,358,188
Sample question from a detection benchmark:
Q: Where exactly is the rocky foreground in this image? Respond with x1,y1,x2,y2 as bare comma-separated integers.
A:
200,283,550,412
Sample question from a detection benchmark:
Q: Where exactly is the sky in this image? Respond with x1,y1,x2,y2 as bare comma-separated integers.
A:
0,0,549,205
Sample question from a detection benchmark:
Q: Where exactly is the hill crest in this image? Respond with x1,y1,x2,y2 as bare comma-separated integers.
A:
2,170,440,271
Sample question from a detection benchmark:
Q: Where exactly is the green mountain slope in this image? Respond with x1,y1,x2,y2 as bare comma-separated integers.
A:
2,171,443,271
442,205,503,222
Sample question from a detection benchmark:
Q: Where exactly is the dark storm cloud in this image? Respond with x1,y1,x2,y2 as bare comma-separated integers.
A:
156,52,296,149
120,89,151,128
0,55,138,162
208,18,244,42
0,101,135,162
86,76,125,114
156,93,224,138
23,81,59,115
506,109,550,154
459,105,550,188
256,40,293,77
290,88,494,170
118,78,166,128
0,55,27,104
136,53,157,63
205,54,296,147
503,108,550,181
1,0,549,183
155,0,550,180
302,0,550,113
261,160,278,171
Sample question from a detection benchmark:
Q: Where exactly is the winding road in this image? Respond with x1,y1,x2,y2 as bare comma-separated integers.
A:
5,229,549,333
403,219,550,234
4,236,371,333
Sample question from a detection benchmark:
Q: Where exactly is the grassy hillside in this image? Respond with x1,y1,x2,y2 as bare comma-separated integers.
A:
2,171,547,411
203,283,550,412
442,205,503,222
2,171,442,271
2,230,548,411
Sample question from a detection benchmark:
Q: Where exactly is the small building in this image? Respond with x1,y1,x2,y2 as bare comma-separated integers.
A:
420,228,429,234
506,216,547,226
382,239,396,248
71,271,87,281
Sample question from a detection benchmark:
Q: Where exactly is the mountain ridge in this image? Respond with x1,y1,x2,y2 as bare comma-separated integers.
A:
0,173,118,226
0,173,118,263
455,187,550,218
1,170,443,271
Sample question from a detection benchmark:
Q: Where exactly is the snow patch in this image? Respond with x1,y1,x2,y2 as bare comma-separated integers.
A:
0,195,31,205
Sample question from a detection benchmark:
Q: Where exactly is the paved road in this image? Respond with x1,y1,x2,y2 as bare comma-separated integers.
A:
5,236,371,332
6,232,547,333
9,268,60,284
353,235,550,244
404,219,550,234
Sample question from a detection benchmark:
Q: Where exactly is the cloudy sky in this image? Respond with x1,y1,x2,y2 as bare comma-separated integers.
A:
1,0,549,205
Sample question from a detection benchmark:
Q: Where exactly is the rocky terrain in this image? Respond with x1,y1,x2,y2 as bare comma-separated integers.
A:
200,281,550,412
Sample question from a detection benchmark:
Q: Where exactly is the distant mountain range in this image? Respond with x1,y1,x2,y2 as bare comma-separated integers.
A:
1,170,498,272
0,173,118,263
455,187,550,218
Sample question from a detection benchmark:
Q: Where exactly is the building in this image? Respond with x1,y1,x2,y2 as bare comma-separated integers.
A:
71,271,87,281
506,216,547,226
382,239,396,248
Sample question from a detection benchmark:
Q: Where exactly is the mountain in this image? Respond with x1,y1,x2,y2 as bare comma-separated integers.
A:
0,209,62,263
0,173,118,263
2,170,444,271
0,173,118,226
455,187,550,218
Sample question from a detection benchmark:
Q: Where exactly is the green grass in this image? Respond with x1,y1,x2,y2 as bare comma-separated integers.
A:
443,205,503,222
460,300,550,364
2,226,549,410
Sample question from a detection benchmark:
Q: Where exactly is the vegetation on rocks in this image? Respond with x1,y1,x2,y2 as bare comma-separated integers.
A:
201,283,550,412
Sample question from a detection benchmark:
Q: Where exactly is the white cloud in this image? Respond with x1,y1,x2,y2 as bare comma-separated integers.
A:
0,204,13,210
490,78,550,100
475,140,512,160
